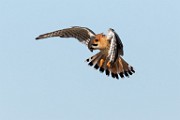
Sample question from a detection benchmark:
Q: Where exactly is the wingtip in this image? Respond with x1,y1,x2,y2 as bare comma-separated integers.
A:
35,37,40,40
35,35,42,40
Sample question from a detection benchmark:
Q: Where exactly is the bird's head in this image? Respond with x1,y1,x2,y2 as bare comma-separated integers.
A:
88,33,108,52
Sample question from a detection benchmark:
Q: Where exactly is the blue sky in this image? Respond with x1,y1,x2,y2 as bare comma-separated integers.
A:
0,0,179,120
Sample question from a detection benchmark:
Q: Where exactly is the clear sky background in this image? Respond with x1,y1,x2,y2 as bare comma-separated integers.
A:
0,0,179,120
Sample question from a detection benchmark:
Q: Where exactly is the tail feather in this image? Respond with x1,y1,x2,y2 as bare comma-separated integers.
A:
86,52,135,79
110,62,119,79
109,62,119,79
117,57,135,78
86,52,102,67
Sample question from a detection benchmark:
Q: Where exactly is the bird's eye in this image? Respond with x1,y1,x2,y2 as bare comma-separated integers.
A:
95,39,99,42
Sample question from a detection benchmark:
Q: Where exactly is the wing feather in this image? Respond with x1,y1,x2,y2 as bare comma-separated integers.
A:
35,26,96,46
107,28,124,63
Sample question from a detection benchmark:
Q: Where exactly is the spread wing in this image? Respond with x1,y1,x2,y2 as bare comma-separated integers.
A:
35,26,96,45
107,28,124,63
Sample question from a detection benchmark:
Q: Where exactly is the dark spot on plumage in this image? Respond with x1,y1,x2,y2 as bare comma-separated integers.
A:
105,70,110,76
119,72,124,78
114,74,119,79
111,73,116,78
86,59,90,62
59,34,64,37
128,70,133,75
94,64,99,69
131,67,135,73
92,44,98,46
124,71,129,77
99,67,104,73
62,32,68,37
88,62,93,66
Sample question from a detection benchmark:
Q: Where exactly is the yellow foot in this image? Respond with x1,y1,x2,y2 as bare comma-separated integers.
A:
107,61,111,68
99,59,104,67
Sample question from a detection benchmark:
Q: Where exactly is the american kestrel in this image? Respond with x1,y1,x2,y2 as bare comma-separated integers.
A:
36,26,135,79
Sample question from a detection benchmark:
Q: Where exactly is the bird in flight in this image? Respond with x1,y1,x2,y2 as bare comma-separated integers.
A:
36,26,135,79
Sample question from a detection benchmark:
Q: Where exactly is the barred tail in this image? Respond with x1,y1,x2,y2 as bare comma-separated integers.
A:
35,30,61,40
86,52,135,79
